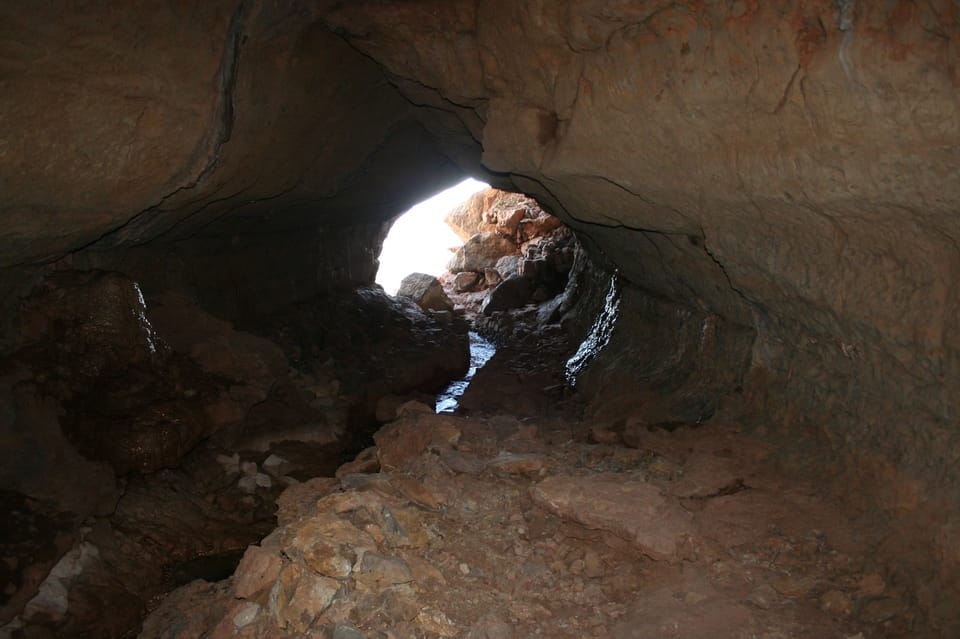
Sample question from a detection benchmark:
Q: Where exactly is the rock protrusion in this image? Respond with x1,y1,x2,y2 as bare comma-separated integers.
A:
396,272,454,312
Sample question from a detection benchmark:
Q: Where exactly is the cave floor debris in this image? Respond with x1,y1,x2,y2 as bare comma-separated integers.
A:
140,324,915,639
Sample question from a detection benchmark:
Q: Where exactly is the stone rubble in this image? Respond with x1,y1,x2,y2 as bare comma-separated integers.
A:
139,405,915,639
438,188,577,321
0,273,471,638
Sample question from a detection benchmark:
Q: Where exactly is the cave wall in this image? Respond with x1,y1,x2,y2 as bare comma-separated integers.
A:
2,0,960,631
0,0,465,324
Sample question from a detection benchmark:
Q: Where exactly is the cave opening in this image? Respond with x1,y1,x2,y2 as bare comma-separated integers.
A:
375,177,488,295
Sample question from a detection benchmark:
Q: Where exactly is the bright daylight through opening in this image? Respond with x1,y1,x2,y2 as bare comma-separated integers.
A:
376,178,489,295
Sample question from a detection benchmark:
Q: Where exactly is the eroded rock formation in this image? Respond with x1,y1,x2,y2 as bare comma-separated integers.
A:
2,0,960,636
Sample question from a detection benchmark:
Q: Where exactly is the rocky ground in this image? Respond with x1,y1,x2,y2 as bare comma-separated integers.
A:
2,199,923,638
0,274,469,639
137,320,918,639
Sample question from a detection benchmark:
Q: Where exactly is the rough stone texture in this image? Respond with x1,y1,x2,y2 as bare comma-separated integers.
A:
396,273,454,312
445,188,549,243
234,544,283,600
453,271,481,292
447,232,519,274
445,189,500,242
3,0,960,634
137,408,914,639
0,2,461,265
530,474,695,560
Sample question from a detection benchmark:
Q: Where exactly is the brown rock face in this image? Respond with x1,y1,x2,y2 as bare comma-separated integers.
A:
447,232,519,274
3,0,960,634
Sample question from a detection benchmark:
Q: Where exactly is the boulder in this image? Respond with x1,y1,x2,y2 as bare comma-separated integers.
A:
447,232,518,274
518,214,563,242
483,206,525,237
482,268,502,288
396,273,454,312
495,255,521,280
453,271,481,292
480,277,533,315
445,189,498,241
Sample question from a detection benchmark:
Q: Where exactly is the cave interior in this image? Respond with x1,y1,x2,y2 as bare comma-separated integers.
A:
1,2,959,638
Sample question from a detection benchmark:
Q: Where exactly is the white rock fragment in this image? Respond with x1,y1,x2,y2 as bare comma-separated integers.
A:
233,602,261,629
23,543,100,622
263,454,291,477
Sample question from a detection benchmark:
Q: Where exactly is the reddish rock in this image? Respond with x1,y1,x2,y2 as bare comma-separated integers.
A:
270,562,340,632
233,544,282,600
488,452,547,476
373,413,462,472
354,552,413,591
530,474,695,560
275,478,340,526
444,189,499,242
335,447,381,478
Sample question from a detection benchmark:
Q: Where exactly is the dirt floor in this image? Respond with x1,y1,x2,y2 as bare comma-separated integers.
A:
138,318,918,639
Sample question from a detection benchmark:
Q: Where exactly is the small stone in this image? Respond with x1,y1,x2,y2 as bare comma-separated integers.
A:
489,452,546,476
390,476,444,511
263,453,285,467
438,449,487,475
374,414,461,472
262,454,290,477
495,255,521,279
405,556,447,588
241,461,258,476
583,550,604,578
254,473,272,488
237,475,259,493
234,545,282,599
417,607,459,637
459,562,470,575
232,602,260,629
454,271,481,292
271,563,340,632
354,552,413,591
